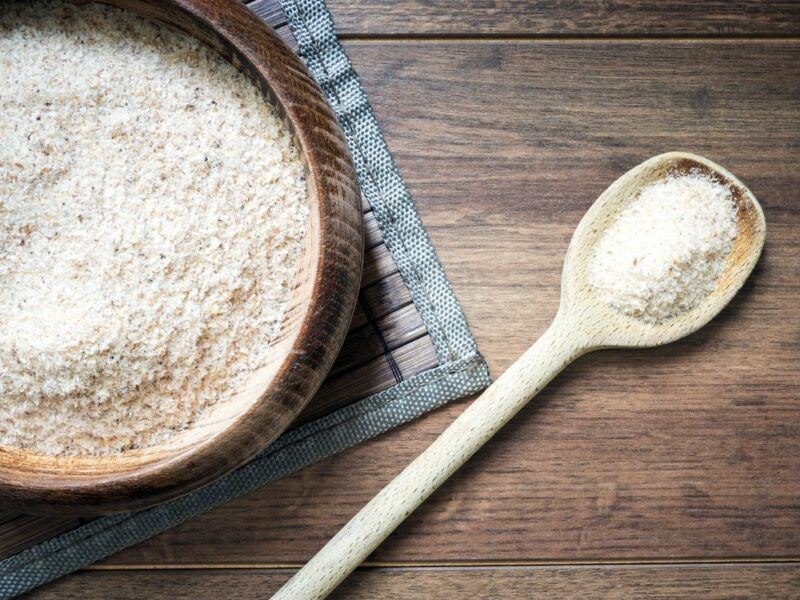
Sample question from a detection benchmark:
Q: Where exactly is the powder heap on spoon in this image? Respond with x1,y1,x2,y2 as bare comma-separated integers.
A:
589,172,739,323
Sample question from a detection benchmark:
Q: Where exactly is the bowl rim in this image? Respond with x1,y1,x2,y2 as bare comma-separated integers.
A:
0,0,363,514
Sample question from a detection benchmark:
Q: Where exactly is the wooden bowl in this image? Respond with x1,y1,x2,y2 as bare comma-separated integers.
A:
0,0,363,515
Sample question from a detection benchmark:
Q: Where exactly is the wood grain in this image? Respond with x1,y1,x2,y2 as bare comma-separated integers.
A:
300,335,438,425
26,564,800,598
328,304,427,377
97,39,800,566
350,272,413,329
363,243,398,286
246,0,800,37
347,38,800,370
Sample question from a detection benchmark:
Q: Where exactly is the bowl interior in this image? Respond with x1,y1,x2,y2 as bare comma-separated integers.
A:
0,0,357,512
0,183,320,480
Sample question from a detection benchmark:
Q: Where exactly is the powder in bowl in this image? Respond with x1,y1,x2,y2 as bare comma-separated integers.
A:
0,1,308,456
588,172,738,324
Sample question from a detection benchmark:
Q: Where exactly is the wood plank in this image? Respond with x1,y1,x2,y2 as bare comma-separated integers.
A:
329,303,427,377
350,272,413,329
246,0,800,37
361,272,413,321
104,40,800,565
28,564,800,598
363,243,398,286
298,334,438,424
245,0,287,29
0,510,22,526
346,38,800,369
363,211,384,250
349,302,369,329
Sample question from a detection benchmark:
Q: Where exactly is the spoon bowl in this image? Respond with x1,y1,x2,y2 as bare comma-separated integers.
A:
562,152,766,349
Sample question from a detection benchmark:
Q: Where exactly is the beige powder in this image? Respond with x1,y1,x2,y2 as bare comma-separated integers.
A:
0,1,308,455
589,173,738,324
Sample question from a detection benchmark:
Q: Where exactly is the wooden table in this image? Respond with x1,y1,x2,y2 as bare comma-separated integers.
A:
31,1,800,597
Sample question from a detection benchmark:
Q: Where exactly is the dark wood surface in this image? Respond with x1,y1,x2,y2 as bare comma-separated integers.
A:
14,0,800,596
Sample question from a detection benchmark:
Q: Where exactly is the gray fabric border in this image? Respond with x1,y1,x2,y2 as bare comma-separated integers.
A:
281,0,480,365
0,357,488,598
0,1,491,596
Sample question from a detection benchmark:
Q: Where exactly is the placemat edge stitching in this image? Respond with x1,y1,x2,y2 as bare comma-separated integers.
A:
280,0,488,367
0,357,490,598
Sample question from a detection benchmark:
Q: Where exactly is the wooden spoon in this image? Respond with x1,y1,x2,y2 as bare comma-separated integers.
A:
272,152,766,600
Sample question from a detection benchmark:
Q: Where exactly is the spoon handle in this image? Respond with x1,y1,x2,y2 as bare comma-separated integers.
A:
272,314,585,600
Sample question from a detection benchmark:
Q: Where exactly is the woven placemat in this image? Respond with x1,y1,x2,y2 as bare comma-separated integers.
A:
0,0,491,596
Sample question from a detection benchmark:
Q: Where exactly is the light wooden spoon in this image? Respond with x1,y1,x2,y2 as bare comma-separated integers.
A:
272,152,766,600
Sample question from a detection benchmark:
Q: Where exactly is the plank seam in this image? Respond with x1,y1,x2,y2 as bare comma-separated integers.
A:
358,292,403,383
337,34,800,43
86,557,800,571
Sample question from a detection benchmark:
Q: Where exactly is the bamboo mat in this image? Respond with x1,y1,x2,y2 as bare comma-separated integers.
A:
0,0,491,594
